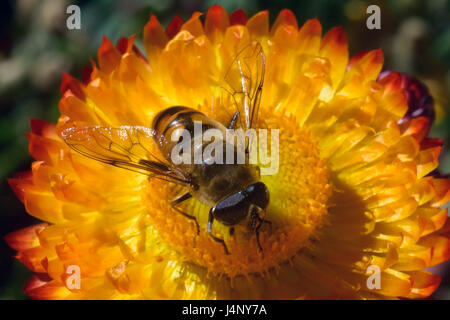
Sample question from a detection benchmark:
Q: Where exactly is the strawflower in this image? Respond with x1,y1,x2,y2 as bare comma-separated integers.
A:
5,5,450,299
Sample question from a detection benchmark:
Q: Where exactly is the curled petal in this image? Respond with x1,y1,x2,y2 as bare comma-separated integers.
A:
406,270,441,298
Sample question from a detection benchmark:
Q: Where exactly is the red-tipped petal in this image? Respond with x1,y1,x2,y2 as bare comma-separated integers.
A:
246,10,269,38
348,50,369,69
205,4,229,39
24,274,69,300
230,9,247,25
59,73,85,100
181,12,204,37
271,9,298,35
320,26,348,88
348,49,384,82
432,179,450,208
4,224,47,251
97,36,121,73
400,117,430,142
8,176,33,203
166,14,184,39
378,70,402,92
144,14,168,52
297,18,322,54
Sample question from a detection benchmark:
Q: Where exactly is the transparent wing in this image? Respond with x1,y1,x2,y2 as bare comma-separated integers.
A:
61,125,191,185
222,41,266,133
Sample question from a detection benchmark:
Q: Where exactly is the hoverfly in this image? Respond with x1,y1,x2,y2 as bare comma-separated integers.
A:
61,41,270,255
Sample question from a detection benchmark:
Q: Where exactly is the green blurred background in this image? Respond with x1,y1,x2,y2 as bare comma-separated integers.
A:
0,0,449,299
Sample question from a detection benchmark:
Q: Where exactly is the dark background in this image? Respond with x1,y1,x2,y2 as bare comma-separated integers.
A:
0,0,449,299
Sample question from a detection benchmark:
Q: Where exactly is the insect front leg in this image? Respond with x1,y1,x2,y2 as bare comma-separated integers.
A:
208,210,230,255
171,192,200,243
250,206,269,256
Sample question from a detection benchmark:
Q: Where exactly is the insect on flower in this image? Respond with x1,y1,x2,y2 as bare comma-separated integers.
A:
61,42,270,255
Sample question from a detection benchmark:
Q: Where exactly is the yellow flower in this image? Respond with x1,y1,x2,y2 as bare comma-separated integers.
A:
6,5,450,299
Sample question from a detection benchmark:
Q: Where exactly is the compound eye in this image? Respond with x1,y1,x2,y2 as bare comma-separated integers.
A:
213,191,249,225
245,182,269,209
215,191,246,212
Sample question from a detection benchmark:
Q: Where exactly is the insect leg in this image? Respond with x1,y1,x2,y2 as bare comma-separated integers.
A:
208,211,230,255
250,206,266,256
171,192,200,240
227,111,240,129
255,218,264,256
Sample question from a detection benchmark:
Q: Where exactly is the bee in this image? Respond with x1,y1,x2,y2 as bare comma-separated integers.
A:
61,42,270,255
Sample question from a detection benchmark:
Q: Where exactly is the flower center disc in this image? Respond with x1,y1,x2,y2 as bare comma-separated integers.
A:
144,110,332,278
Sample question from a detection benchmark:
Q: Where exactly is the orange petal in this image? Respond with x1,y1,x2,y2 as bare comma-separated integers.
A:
338,49,384,99
59,73,85,101
58,90,97,123
418,207,447,236
319,26,348,89
166,14,184,39
297,18,322,55
348,49,384,82
418,234,450,267
97,36,121,73
246,10,269,39
431,179,450,207
4,223,47,251
230,8,247,25
143,14,168,59
372,268,413,297
205,4,229,41
271,9,298,35
181,12,204,38
416,146,441,178
378,70,402,93
8,175,32,203
24,274,69,300
400,117,430,143
406,270,441,298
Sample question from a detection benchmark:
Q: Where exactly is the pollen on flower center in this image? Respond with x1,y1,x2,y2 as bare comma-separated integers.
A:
143,109,332,278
